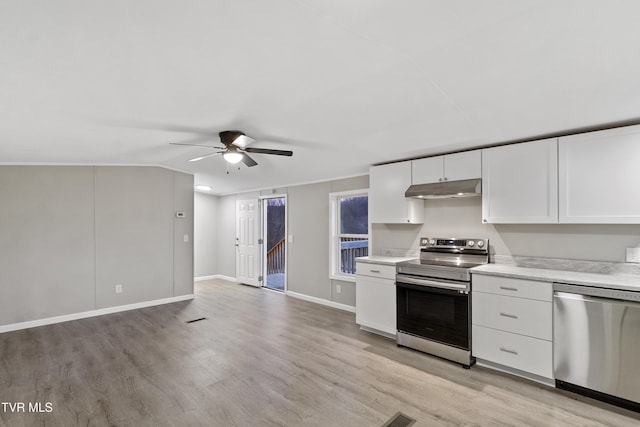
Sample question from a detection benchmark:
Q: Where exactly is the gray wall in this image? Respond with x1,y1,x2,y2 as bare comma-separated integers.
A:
217,194,239,278
288,181,332,300
372,197,640,263
0,166,96,324
0,165,194,327
173,171,195,295
216,176,369,307
194,192,219,278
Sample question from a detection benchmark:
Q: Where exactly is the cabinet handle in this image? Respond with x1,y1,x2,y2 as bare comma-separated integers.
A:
443,177,448,181
370,269,381,273
438,178,442,182
499,286,519,292
499,347,518,355
483,219,487,223
500,312,518,319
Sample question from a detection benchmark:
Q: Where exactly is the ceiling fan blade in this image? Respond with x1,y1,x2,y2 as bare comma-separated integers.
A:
188,152,221,162
244,147,293,156
170,142,223,149
241,153,258,167
219,130,245,147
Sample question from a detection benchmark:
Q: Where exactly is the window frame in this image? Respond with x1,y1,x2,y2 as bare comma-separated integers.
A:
329,189,369,282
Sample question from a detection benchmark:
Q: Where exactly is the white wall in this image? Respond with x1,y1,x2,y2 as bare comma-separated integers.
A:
372,197,640,262
0,165,194,327
194,192,219,278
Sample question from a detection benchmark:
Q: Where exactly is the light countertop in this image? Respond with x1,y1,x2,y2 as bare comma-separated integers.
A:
355,256,417,266
472,264,640,292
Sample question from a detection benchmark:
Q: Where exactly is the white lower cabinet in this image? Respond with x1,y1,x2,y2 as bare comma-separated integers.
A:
472,325,553,378
472,274,553,380
355,261,396,337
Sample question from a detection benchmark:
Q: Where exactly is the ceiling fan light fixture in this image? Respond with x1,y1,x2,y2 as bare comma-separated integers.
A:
223,151,243,164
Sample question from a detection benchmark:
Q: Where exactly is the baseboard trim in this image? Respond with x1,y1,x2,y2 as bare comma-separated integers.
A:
0,294,195,334
195,274,237,283
286,291,355,313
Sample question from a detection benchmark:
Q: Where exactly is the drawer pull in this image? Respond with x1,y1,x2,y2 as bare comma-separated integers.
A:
499,286,519,292
370,269,381,273
499,346,518,355
499,312,518,319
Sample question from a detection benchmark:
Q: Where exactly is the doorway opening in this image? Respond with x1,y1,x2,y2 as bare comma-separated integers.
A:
262,196,286,292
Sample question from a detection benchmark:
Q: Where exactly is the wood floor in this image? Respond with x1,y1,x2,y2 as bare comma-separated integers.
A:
1,279,639,426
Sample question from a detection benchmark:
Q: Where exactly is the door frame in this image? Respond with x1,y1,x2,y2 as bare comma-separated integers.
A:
259,194,287,292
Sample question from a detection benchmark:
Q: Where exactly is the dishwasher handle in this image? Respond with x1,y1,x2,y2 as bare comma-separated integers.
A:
554,282,640,303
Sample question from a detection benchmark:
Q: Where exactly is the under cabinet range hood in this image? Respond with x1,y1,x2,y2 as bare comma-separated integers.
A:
405,178,482,199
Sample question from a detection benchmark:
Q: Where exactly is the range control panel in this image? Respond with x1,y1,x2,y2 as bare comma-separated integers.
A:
419,237,488,250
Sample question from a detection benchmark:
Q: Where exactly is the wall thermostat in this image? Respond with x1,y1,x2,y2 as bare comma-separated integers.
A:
176,212,185,218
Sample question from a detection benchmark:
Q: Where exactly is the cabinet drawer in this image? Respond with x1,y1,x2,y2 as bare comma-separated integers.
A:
472,274,551,301
473,325,552,379
355,262,396,280
472,292,551,340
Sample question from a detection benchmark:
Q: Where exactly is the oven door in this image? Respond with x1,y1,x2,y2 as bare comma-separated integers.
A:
396,274,470,350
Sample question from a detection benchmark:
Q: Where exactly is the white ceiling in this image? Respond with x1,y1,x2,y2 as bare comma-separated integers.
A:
2,1,640,195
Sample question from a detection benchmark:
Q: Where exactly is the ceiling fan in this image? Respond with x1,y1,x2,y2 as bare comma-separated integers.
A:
170,130,293,167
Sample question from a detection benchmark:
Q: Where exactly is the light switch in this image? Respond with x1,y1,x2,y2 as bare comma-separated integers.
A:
626,247,640,263
288,234,294,243
183,234,189,243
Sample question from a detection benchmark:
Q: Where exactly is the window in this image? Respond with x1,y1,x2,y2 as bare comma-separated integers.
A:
330,190,369,281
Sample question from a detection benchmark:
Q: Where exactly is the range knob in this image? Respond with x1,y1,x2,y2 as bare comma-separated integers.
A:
477,240,485,248
468,240,475,247
429,239,435,245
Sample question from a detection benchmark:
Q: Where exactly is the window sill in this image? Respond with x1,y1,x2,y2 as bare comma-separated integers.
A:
329,274,357,283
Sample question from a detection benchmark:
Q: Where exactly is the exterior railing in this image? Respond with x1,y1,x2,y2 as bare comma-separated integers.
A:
266,237,368,275
266,238,286,274
340,237,368,274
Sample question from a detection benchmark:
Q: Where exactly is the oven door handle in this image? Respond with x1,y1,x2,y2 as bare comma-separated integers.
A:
395,274,469,292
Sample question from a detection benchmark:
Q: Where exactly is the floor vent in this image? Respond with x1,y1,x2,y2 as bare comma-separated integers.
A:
185,317,207,324
382,412,416,427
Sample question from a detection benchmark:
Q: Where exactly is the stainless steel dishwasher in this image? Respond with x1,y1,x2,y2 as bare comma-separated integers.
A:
554,282,640,411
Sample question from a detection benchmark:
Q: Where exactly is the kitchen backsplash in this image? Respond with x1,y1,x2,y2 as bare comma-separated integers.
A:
379,248,419,258
493,255,640,276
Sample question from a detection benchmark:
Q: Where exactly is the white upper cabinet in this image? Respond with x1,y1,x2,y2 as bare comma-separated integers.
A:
559,125,640,223
412,151,481,184
482,138,558,224
369,162,424,224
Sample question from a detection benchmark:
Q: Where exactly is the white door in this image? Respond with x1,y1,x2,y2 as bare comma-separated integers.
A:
236,199,259,286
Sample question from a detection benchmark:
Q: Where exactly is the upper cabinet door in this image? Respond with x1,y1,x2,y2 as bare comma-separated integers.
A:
559,125,640,223
369,162,424,224
412,156,443,184
482,139,558,224
412,151,481,184
444,151,482,182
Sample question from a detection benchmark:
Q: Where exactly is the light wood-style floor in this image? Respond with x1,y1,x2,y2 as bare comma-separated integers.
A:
1,279,639,426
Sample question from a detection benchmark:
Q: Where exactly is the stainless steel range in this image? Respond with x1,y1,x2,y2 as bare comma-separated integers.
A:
395,237,489,367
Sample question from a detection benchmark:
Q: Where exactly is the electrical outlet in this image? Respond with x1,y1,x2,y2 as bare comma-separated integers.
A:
626,248,640,263
115,284,123,294
288,234,294,243
336,284,342,294
183,234,189,243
